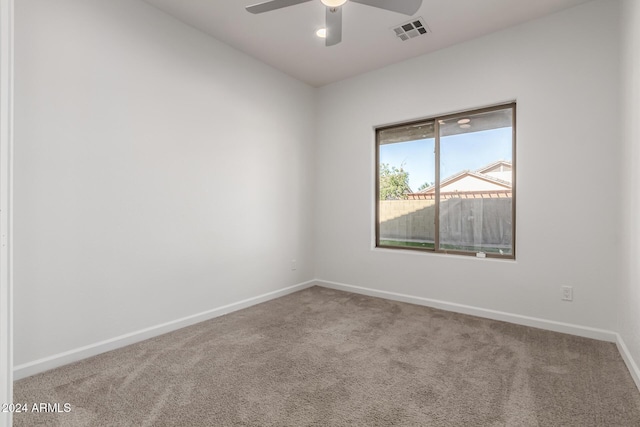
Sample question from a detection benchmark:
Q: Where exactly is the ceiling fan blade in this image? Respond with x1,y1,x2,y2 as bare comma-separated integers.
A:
325,6,343,46
350,0,422,16
246,0,312,14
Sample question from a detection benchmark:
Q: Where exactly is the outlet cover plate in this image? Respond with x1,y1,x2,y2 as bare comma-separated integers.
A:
561,286,573,301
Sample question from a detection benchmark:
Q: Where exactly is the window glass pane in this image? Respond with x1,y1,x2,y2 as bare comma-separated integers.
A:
378,121,436,249
438,107,514,254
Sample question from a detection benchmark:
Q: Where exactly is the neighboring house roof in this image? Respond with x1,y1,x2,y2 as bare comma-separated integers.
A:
476,160,512,175
407,161,512,200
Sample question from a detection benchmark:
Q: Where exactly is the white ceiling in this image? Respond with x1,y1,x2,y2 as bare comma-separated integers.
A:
143,0,594,87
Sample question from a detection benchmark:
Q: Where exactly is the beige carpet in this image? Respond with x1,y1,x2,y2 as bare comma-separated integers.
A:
13,286,640,426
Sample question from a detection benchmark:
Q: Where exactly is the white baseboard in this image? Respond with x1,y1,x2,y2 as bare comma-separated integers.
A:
316,279,618,343
615,333,640,392
14,280,315,380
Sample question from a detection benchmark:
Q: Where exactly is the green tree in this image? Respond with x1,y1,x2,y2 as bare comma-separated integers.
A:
379,163,411,200
417,181,434,191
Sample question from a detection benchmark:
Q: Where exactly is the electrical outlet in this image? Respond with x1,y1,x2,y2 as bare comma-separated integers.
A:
561,286,573,302
291,259,297,271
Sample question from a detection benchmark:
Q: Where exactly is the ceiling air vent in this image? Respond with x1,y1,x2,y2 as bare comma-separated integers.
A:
392,17,430,41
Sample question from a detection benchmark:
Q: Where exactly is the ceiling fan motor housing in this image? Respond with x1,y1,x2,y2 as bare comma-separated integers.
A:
246,0,423,46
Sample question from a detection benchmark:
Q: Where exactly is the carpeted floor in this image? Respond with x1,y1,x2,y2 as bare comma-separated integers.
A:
13,286,640,426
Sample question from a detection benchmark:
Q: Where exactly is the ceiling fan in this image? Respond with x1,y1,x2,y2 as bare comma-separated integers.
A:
245,0,422,46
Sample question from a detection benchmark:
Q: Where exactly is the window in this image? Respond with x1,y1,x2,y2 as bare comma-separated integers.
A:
376,103,515,258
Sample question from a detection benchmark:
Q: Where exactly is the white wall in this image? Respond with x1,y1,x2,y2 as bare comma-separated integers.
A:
619,0,640,379
315,0,621,331
14,0,316,366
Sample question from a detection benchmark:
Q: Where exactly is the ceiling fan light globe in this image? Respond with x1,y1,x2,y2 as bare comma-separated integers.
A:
321,0,347,7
